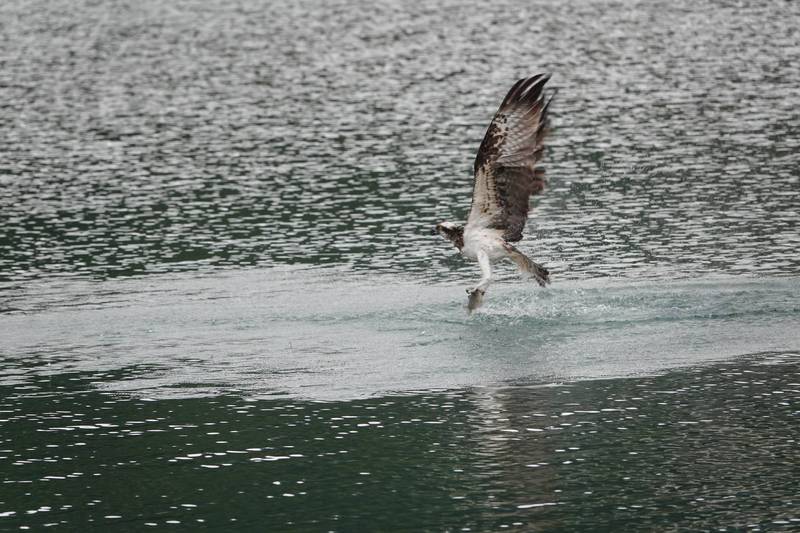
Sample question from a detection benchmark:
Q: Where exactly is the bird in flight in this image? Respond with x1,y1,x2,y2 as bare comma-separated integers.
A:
435,73,554,313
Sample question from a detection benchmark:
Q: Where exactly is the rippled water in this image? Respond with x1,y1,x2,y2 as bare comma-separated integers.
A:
1,354,798,530
2,0,799,281
2,0,799,530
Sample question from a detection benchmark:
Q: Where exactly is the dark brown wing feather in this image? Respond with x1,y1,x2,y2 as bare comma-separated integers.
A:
467,74,553,242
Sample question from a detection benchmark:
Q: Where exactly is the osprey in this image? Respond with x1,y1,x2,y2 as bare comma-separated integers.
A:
435,73,554,313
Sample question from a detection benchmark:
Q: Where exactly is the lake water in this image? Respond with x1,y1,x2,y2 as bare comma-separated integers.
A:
1,0,799,530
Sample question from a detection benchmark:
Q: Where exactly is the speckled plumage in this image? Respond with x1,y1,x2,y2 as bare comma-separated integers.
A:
436,74,554,313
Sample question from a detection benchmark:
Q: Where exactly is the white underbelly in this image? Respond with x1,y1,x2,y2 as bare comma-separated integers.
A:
461,229,506,261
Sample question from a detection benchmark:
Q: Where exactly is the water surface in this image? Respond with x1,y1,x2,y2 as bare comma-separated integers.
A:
1,0,799,530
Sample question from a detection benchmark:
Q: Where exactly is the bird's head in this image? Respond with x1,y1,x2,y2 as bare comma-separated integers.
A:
434,221,465,250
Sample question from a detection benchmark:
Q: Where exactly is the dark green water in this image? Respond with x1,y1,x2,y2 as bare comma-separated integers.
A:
1,355,798,531
2,0,800,530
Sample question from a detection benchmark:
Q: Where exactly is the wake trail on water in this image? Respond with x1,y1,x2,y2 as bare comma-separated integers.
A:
2,268,798,400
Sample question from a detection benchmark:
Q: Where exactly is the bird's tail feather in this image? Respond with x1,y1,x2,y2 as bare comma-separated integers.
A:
504,244,550,287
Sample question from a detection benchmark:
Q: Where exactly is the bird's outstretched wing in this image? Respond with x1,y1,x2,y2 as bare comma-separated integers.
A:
467,74,553,242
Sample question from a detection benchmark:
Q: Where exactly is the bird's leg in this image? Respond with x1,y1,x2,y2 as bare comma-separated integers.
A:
503,243,550,287
467,250,491,313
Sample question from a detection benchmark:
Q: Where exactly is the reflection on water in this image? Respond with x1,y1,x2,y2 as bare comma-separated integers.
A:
1,0,799,282
1,353,797,531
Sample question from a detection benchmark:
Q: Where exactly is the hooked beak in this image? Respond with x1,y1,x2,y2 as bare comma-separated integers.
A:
431,225,439,236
